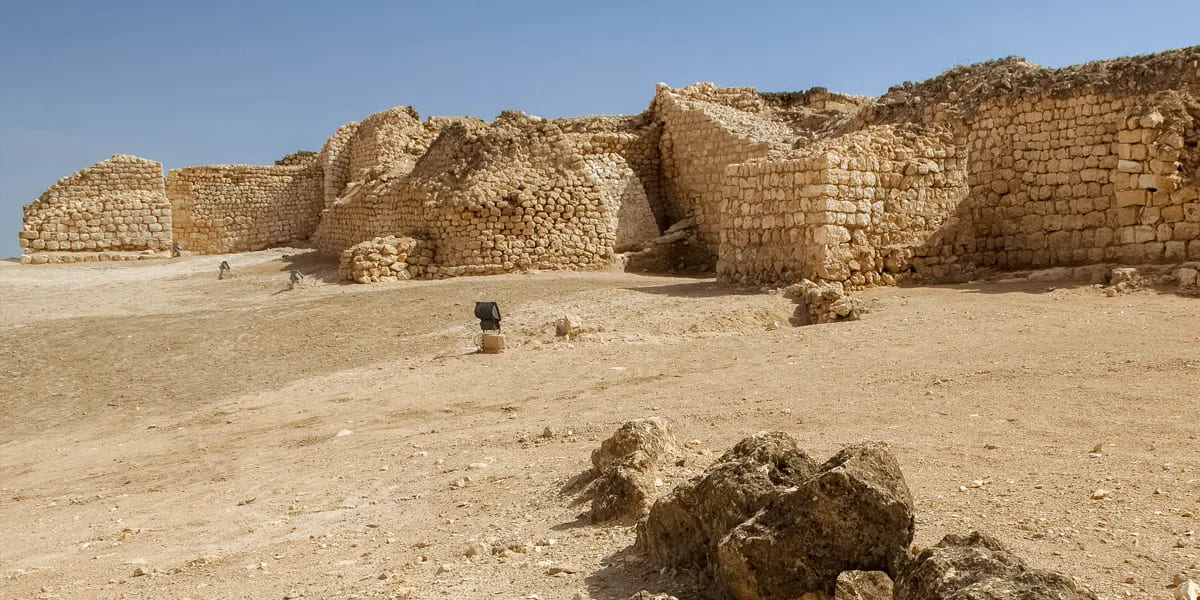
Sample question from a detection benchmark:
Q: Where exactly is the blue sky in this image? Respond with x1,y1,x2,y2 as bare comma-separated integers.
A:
2,0,1197,258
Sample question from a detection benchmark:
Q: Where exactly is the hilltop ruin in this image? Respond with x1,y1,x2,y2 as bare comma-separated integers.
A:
19,46,1200,289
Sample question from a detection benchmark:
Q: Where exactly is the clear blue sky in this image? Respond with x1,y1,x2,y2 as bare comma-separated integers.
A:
2,0,1197,258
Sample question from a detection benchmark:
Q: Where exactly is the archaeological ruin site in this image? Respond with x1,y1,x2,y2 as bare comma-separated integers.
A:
20,47,1200,291
6,45,1200,600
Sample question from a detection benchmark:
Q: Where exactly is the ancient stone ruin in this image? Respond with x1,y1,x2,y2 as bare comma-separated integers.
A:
20,46,1200,292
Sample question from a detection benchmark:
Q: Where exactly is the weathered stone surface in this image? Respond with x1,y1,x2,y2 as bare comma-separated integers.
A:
784,280,863,325
22,47,1200,291
576,418,677,523
339,235,432,283
623,592,679,600
835,571,894,600
584,459,659,523
168,162,324,253
592,418,676,473
21,155,173,255
556,314,584,337
716,442,915,600
1176,579,1200,600
893,531,1097,600
637,431,818,574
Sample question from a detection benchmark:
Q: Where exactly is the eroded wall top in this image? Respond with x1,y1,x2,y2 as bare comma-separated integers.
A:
21,154,172,257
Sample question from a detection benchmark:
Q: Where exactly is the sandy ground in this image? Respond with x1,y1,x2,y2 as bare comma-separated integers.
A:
0,249,1197,600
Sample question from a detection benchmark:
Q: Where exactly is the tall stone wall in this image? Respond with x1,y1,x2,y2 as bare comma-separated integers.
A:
580,136,660,251
314,111,664,278
308,161,430,255
308,109,465,252
19,45,1199,288
166,164,324,253
909,91,1199,280
655,86,777,250
711,47,1200,287
718,126,968,286
559,114,664,251
20,155,172,259
318,122,361,208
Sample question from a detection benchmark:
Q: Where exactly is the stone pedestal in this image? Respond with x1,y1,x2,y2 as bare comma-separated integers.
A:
481,333,506,354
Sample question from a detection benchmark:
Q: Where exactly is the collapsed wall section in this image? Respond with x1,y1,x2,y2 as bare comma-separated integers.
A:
314,111,665,278
414,112,617,276
19,155,172,258
166,163,323,253
308,108,468,252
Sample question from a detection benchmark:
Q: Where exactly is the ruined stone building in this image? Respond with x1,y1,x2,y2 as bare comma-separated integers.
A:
19,46,1200,289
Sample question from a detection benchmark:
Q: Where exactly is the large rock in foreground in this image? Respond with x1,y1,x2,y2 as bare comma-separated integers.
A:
893,531,1097,600
716,442,915,600
636,432,818,574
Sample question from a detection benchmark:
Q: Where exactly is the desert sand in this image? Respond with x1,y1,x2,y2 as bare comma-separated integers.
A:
1,250,1196,600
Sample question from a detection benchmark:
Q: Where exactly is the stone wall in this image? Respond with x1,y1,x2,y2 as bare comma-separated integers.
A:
654,86,779,250
313,111,663,278
417,113,615,276
317,122,360,208
308,108,466,252
20,155,172,257
559,114,664,251
711,47,1200,288
718,126,967,286
908,91,1199,281
20,45,1200,289
166,163,324,253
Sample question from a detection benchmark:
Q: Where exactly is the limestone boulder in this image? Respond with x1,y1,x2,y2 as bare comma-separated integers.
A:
715,442,915,600
577,418,677,523
835,571,894,600
784,279,863,325
592,418,676,473
893,531,1097,600
585,458,661,523
636,432,818,574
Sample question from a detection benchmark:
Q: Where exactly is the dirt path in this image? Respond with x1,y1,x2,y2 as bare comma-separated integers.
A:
1,250,1197,600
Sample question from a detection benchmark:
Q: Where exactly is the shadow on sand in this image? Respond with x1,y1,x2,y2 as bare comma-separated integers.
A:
624,277,764,299
581,544,708,600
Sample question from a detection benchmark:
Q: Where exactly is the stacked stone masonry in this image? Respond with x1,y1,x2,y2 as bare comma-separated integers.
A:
20,155,172,261
914,92,1200,280
19,46,1200,290
718,125,967,286
167,163,324,254
311,110,661,277
654,85,777,249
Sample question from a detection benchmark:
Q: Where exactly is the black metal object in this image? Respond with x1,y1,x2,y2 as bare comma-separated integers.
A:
475,301,501,331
